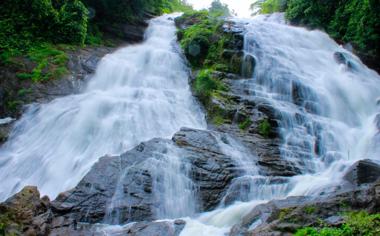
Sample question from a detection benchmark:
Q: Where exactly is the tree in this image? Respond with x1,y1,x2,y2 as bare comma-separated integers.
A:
209,0,231,17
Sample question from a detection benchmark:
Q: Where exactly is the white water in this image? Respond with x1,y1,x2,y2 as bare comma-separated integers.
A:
0,14,206,201
179,13,380,235
1,12,380,236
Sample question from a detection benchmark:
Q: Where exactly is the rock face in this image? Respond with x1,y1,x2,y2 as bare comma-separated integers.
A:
230,180,380,236
51,128,239,224
0,47,114,120
0,46,115,146
344,159,380,186
0,186,186,236
0,186,53,235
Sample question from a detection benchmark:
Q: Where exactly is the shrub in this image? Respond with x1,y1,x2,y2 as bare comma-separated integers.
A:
295,211,380,236
58,0,89,45
194,69,223,103
258,119,271,137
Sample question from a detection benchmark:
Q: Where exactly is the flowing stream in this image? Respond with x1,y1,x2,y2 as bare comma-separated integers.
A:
180,13,380,235
1,13,380,236
0,14,206,201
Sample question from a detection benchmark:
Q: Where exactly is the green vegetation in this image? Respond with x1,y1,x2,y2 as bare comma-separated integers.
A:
251,0,287,14
304,206,316,214
209,0,231,17
239,118,253,130
177,10,239,72
286,0,380,69
0,0,191,81
295,211,380,236
82,0,192,36
16,44,69,82
177,8,242,126
194,69,226,104
258,119,271,137
252,0,380,70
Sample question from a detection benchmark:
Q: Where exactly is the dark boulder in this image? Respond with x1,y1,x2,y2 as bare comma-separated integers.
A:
242,54,256,78
344,159,380,186
52,128,238,224
50,220,186,236
333,51,356,71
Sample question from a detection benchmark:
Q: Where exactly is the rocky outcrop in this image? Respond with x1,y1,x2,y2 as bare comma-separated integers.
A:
0,46,115,146
344,159,380,186
0,186,186,236
230,179,380,236
0,186,53,235
49,220,185,236
51,128,239,224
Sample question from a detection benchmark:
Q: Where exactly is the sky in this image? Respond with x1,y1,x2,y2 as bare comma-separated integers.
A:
186,0,253,18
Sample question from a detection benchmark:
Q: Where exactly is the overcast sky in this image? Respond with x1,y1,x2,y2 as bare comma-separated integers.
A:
186,0,253,17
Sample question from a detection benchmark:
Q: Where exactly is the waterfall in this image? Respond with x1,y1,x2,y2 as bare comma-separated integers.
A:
1,11,379,236
0,15,206,201
180,13,380,235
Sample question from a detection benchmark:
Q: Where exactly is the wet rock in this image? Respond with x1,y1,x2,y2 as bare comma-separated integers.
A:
230,180,380,235
242,54,256,78
344,159,380,186
0,186,53,235
333,51,355,70
52,128,238,224
122,220,185,236
51,149,157,224
0,117,15,144
81,55,101,74
222,177,290,206
375,114,380,130
123,22,149,42
173,128,238,210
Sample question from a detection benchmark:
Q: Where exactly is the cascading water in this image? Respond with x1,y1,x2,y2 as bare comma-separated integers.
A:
0,14,206,201
179,13,380,235
1,11,379,236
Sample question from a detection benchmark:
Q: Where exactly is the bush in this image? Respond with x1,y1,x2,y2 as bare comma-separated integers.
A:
261,0,287,14
58,0,89,45
194,69,224,104
258,119,271,137
295,211,380,236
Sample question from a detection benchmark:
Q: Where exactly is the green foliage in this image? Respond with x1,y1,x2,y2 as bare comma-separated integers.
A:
286,0,380,67
279,208,292,221
194,69,224,103
178,11,218,67
212,114,230,126
16,44,69,82
304,206,316,214
252,0,287,14
258,119,271,137
178,10,237,71
239,118,253,130
295,211,380,236
83,0,192,30
209,0,231,17
58,0,89,45
0,0,88,51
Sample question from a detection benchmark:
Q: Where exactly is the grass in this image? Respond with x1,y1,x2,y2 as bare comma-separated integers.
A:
15,43,69,82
